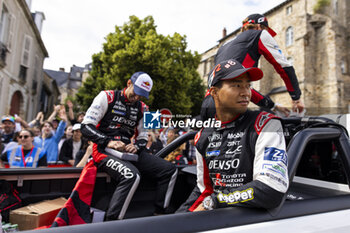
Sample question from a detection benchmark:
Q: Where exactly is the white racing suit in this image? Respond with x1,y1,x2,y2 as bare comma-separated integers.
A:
177,110,289,211
81,89,177,220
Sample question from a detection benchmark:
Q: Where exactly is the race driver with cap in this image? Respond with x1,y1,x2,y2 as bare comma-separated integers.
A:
81,72,177,220
201,13,304,121
177,59,288,212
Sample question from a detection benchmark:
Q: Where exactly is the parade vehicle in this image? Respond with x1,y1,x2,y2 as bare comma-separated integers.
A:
2,115,350,232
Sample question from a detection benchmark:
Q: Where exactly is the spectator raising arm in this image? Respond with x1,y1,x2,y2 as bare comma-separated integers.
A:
28,112,44,128
54,106,68,143
14,115,29,129
47,105,61,123
67,100,75,123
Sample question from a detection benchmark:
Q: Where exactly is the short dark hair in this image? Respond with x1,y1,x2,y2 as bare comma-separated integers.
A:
77,112,85,117
41,121,53,130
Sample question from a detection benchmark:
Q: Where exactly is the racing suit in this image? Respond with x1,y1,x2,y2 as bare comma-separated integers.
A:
201,29,302,120
177,110,289,211
81,89,177,220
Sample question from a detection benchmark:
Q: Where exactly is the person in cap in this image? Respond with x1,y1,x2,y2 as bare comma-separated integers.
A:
177,59,288,212
1,116,16,147
81,72,177,220
201,13,304,121
59,123,87,166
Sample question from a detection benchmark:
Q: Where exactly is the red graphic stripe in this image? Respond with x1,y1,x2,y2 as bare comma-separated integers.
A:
189,157,213,211
258,39,294,92
251,89,264,105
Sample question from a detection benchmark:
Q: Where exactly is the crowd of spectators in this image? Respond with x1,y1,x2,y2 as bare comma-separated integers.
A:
0,101,90,168
158,127,197,165
0,101,197,168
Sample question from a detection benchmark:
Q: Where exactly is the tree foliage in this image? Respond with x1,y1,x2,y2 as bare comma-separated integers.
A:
313,0,331,13
76,15,205,115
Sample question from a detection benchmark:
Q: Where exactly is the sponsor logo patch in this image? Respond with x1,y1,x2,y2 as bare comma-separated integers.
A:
112,110,126,116
264,147,287,166
217,188,254,204
104,90,114,104
254,112,275,134
262,163,287,178
257,17,265,23
106,159,134,179
206,150,220,157
208,159,240,170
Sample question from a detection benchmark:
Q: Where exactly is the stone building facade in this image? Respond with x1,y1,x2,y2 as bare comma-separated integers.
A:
198,0,350,115
0,0,48,121
44,63,92,105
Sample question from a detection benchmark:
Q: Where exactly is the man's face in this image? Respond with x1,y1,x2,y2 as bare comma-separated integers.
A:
42,123,53,135
125,82,141,103
2,120,15,134
212,74,251,115
72,129,82,141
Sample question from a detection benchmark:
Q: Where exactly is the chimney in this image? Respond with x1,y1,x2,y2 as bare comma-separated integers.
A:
33,11,45,34
222,27,227,38
59,67,65,72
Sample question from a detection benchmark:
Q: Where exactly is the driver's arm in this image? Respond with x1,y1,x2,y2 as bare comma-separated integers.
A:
258,30,301,101
211,119,288,209
81,91,111,149
250,88,275,109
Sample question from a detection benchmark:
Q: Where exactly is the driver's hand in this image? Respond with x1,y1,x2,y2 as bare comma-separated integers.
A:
193,203,207,212
107,140,125,151
292,99,305,113
125,143,137,154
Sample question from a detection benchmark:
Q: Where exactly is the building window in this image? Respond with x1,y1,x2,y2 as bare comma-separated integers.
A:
203,60,207,77
0,5,10,44
0,4,15,50
333,0,338,15
286,26,294,47
33,56,39,80
341,59,347,74
19,65,27,83
32,56,39,93
21,35,32,67
286,5,292,15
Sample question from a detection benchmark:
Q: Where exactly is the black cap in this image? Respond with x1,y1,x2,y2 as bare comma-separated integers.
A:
244,13,277,37
208,59,263,88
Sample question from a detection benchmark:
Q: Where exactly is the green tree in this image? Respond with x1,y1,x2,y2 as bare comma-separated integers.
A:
76,15,205,115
